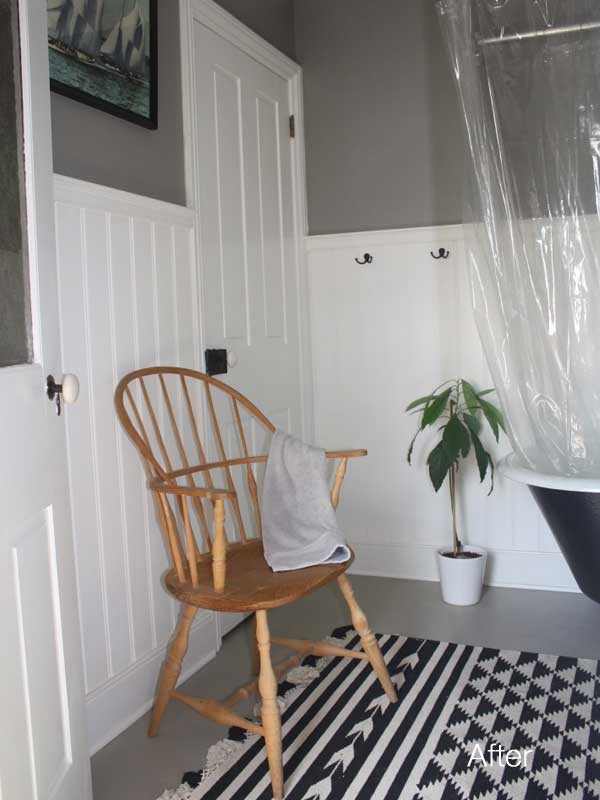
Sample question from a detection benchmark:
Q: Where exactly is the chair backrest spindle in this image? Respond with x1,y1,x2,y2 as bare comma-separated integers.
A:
181,495,199,587
204,382,248,544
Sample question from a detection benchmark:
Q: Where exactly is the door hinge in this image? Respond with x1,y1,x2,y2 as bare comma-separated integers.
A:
289,114,295,139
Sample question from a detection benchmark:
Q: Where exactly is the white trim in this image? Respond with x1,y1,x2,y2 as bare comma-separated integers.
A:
289,69,314,441
179,0,313,441
86,612,217,755
349,542,581,594
305,224,465,252
53,175,195,227
190,0,300,80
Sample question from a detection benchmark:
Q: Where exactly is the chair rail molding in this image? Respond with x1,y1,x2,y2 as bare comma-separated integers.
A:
306,223,579,595
53,175,219,754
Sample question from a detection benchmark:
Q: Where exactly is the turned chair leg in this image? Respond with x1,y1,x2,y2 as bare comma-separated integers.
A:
256,609,284,800
149,603,197,736
337,574,398,702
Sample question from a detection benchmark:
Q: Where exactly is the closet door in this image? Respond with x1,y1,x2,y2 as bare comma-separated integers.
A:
192,22,304,636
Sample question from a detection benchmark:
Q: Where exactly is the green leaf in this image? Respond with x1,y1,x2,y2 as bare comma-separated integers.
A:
421,388,453,429
463,412,481,436
405,394,435,412
491,401,506,432
470,430,489,483
487,457,495,495
477,388,496,398
407,429,420,464
479,397,505,442
442,416,471,462
427,441,451,492
461,380,479,414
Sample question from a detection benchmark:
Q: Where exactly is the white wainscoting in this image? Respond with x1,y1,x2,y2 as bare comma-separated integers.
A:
307,225,579,593
53,176,219,754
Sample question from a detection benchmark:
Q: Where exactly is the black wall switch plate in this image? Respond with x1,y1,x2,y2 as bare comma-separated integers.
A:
205,348,228,376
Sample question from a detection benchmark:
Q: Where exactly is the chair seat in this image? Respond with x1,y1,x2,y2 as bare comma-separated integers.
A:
165,539,354,611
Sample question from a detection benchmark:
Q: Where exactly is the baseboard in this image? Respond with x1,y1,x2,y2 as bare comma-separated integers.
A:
348,542,581,594
86,612,217,755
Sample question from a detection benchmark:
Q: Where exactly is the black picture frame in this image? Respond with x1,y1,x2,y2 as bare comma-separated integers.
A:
48,0,158,130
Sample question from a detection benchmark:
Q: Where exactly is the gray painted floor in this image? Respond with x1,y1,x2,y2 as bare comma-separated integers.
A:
91,576,600,800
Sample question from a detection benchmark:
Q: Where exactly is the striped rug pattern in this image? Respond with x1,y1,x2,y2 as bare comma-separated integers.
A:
168,628,600,800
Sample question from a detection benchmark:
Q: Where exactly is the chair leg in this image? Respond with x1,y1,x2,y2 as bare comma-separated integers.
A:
337,574,398,702
256,609,284,800
149,603,197,737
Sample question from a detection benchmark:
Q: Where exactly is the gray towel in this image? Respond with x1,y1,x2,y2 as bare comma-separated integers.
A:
261,429,351,572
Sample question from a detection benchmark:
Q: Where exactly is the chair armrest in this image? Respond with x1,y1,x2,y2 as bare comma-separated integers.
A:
325,449,368,459
148,477,235,500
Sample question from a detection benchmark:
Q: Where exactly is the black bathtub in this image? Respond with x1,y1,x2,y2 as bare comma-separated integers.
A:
499,454,600,603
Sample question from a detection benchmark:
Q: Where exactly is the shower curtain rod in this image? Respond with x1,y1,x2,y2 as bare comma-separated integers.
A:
478,20,600,45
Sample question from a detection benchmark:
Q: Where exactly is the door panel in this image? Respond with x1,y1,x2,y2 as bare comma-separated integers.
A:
0,0,90,797
193,22,303,639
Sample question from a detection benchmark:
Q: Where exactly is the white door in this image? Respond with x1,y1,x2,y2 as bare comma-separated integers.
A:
0,1,90,798
192,21,305,637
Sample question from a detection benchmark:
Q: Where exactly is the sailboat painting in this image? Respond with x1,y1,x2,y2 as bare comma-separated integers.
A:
47,0,157,128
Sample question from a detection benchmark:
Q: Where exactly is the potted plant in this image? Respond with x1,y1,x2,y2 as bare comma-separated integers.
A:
406,379,505,605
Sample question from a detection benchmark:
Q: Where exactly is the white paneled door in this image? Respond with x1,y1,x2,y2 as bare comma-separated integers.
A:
191,16,307,635
0,1,90,798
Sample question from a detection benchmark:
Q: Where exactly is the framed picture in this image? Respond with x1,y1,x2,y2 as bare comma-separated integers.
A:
47,0,157,129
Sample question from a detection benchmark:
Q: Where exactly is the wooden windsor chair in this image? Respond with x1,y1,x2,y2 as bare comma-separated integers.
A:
114,366,397,800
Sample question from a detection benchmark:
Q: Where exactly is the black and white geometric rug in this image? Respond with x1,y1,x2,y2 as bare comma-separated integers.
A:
158,627,600,800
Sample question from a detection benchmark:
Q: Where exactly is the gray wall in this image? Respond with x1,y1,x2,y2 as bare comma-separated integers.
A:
294,0,464,235
50,0,295,206
215,0,295,59
50,0,462,230
51,0,185,205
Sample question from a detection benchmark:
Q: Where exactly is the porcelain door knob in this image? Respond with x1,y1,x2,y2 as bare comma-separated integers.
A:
61,374,80,405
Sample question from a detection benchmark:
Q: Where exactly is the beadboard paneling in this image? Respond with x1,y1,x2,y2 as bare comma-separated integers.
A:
306,225,579,593
54,176,219,754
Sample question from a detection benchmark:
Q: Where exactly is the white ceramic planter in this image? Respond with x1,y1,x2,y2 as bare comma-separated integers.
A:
436,546,487,606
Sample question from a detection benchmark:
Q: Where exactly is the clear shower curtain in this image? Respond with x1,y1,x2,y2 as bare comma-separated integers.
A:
436,0,600,477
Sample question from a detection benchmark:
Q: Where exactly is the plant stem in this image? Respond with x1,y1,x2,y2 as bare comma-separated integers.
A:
449,463,460,556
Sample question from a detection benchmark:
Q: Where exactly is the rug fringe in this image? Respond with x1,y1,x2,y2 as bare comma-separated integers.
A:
155,783,195,800
154,633,352,800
